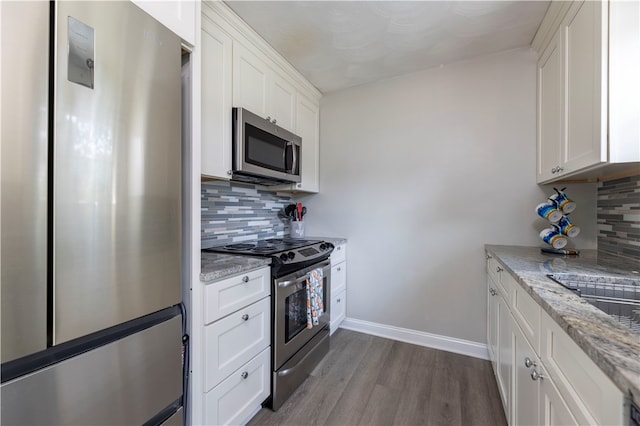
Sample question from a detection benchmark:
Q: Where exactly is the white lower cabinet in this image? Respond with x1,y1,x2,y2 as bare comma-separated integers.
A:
486,253,624,425
201,266,271,425
204,347,270,426
330,243,347,334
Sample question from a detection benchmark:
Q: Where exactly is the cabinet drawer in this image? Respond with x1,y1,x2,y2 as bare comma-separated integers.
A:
331,262,346,294
204,267,270,325
204,347,270,426
503,272,540,354
331,243,346,265
486,255,510,299
204,297,270,392
330,289,346,335
539,312,623,425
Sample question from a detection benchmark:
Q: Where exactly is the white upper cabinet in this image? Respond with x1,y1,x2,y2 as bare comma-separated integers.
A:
131,0,196,46
232,43,269,120
563,0,607,173
294,94,320,192
232,43,297,133
537,30,563,182
201,18,232,179
534,0,640,183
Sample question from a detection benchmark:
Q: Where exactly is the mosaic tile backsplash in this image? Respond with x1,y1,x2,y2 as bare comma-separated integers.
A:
597,174,640,261
201,180,294,248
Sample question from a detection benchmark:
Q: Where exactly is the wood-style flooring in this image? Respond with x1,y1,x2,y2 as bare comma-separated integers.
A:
248,329,507,426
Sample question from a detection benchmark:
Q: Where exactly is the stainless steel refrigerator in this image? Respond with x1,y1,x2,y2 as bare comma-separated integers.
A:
1,1,185,424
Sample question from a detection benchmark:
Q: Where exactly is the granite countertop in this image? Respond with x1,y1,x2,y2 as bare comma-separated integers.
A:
200,252,271,283
485,245,640,404
307,236,348,246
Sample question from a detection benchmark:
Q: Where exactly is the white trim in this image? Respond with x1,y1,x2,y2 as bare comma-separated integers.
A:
339,317,490,361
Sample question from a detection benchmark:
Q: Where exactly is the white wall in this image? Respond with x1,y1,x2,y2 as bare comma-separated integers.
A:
301,48,597,345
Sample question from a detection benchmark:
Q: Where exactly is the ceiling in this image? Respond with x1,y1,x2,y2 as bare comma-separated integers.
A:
225,1,550,93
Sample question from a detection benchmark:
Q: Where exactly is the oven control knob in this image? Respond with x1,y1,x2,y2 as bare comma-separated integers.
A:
288,251,295,260
279,253,289,262
320,243,327,250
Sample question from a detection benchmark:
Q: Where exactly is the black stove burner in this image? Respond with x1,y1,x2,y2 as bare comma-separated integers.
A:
223,243,256,250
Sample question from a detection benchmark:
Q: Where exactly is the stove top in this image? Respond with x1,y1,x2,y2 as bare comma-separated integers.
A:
204,238,334,268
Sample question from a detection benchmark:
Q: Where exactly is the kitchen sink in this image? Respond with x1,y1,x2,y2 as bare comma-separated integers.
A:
547,273,640,334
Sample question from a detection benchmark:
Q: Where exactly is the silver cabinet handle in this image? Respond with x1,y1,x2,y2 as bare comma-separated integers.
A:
242,314,249,321
242,276,249,283
551,166,557,174
524,357,537,368
337,267,341,271
241,371,248,379
530,369,544,381
486,254,492,259
557,166,564,173
337,246,342,251
496,266,503,272
489,288,497,296
266,116,271,122
272,118,277,124
337,298,341,303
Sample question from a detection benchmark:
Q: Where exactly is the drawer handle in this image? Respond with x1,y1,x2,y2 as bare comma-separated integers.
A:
242,314,249,321
241,371,248,379
486,254,492,259
530,369,544,381
337,298,341,303
337,267,341,271
524,357,536,368
242,276,249,283
337,246,341,251
489,288,497,296
496,266,503,273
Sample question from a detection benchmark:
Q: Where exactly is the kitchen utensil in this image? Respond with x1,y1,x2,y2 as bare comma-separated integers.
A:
297,203,303,221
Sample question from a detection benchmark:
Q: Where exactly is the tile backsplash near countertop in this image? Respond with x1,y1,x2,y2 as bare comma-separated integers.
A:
201,180,294,248
597,173,640,261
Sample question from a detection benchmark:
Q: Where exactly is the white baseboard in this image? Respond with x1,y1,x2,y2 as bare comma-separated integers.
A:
339,317,490,361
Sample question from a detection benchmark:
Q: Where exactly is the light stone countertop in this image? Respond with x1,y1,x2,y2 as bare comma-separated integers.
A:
306,236,347,246
200,252,271,283
485,245,640,404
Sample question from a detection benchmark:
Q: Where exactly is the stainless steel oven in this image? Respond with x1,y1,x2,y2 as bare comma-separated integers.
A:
272,259,331,410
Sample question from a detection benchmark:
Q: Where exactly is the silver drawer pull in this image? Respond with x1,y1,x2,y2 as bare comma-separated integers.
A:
337,267,341,271
496,266,503,273
242,276,249,283
524,357,536,368
242,314,249,321
337,298,341,303
530,369,544,381
241,371,248,379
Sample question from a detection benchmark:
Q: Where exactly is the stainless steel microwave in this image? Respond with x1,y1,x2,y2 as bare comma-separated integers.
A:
231,107,302,185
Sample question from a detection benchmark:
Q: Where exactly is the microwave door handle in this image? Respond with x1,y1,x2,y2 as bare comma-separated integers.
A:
291,143,298,174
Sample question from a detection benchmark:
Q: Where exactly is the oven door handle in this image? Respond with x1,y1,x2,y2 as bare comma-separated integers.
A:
278,275,309,288
277,263,330,288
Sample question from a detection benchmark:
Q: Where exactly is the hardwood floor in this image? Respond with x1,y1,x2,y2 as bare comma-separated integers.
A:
248,329,507,426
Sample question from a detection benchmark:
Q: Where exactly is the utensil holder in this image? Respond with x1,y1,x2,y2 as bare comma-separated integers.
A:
290,221,305,238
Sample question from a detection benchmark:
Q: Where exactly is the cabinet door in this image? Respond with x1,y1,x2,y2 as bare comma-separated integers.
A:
293,94,320,193
487,276,498,367
330,289,346,335
131,0,196,46
269,72,296,132
201,19,232,179
331,261,346,295
204,347,270,426
539,371,580,426
512,319,540,426
496,288,511,417
563,0,607,173
204,297,270,392
233,43,268,118
537,29,563,183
